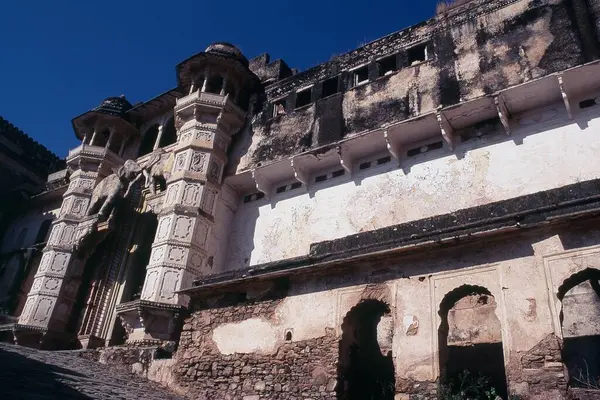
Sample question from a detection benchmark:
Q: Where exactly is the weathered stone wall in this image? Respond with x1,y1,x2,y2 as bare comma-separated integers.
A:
229,0,593,173
173,221,600,399
173,296,338,399
223,100,600,271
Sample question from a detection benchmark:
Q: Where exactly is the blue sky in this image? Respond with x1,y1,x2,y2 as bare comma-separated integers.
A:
0,1,439,158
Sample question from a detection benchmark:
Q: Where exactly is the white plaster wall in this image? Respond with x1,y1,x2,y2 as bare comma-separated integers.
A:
225,104,600,270
210,281,339,355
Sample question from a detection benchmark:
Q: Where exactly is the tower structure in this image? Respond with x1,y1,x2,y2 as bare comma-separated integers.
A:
116,43,261,344
15,97,137,347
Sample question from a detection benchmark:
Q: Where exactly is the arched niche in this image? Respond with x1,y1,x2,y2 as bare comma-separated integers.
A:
125,212,159,302
337,299,395,400
438,285,508,399
557,268,600,389
138,124,159,157
159,117,177,147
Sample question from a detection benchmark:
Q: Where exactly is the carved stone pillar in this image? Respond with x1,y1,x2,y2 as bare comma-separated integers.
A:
117,91,245,344
15,145,121,348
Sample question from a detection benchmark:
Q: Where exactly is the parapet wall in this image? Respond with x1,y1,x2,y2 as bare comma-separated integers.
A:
229,0,598,173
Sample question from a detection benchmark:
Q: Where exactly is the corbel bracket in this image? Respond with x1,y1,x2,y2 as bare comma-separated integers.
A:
291,157,310,188
251,169,271,199
336,146,353,175
383,129,402,165
436,109,454,150
558,74,573,120
494,94,511,135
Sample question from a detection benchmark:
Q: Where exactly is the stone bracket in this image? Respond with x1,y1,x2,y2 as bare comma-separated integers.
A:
251,169,272,199
436,109,454,150
383,129,403,165
290,157,310,188
336,146,353,175
557,74,573,120
495,94,511,135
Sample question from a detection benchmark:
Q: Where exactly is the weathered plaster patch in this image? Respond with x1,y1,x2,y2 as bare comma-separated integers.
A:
212,318,280,355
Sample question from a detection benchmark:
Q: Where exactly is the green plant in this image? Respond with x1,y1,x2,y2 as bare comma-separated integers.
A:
438,370,501,400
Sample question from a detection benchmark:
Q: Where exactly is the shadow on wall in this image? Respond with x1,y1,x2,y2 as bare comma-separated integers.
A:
0,347,90,399
337,299,395,400
558,268,600,389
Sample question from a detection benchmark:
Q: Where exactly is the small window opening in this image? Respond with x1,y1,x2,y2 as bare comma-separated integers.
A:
243,192,266,203
407,43,429,65
291,182,302,190
295,88,312,109
273,99,287,117
580,98,598,109
206,75,224,94
138,125,159,157
378,55,397,77
285,330,293,341
332,169,345,178
352,66,369,87
35,220,53,244
321,77,339,98
407,141,443,157
315,174,327,183
377,156,391,165
359,162,371,170
159,118,177,147
276,185,286,194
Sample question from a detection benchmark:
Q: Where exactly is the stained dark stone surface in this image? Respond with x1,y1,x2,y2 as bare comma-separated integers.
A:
0,343,181,399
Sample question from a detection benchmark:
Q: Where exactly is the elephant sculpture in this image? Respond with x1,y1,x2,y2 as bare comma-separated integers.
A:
86,159,145,222
141,150,173,194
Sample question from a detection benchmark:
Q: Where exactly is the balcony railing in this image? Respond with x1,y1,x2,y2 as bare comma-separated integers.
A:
175,91,244,117
66,144,123,165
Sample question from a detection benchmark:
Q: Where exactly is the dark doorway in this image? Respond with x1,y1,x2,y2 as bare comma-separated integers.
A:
558,268,600,389
337,299,395,400
438,285,508,399
138,125,158,157
125,212,158,302
159,118,177,147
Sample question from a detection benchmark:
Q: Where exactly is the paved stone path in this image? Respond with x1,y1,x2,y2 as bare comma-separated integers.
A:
0,343,183,399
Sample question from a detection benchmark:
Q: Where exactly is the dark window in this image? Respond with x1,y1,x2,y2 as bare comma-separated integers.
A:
352,66,369,87
315,174,327,183
206,75,224,94
359,162,371,170
408,43,429,65
159,118,177,147
332,169,345,178
291,182,302,190
138,125,159,157
273,98,287,117
34,220,52,244
580,99,597,109
378,55,397,77
285,331,292,341
407,141,443,157
377,156,392,165
321,77,339,98
295,88,312,108
276,185,286,194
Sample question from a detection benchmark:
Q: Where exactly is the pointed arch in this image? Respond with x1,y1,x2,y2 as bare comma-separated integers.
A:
337,298,395,400
438,284,507,398
557,268,600,388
